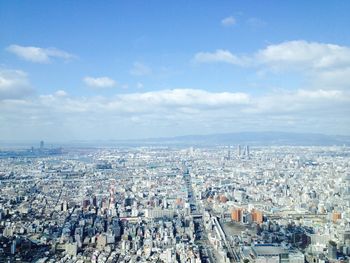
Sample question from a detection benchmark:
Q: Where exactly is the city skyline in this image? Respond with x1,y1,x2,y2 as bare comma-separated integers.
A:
1,1,350,141
1,144,349,262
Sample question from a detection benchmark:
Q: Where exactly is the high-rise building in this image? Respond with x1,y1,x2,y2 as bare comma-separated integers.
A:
92,195,97,207
251,209,263,224
237,145,241,157
40,140,44,150
231,208,242,222
328,241,337,260
11,240,16,254
62,200,68,212
245,145,250,158
343,174,350,206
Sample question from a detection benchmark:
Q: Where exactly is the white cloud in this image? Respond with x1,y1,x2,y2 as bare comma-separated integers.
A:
295,89,342,99
6,44,75,63
0,69,33,100
221,16,236,27
194,41,350,70
119,89,250,108
130,62,152,76
256,40,350,70
83,76,116,88
193,41,350,90
54,90,68,97
311,67,350,88
254,41,350,90
193,49,247,65
245,89,348,116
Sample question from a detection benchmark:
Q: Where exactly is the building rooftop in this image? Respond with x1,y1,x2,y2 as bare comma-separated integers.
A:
252,245,287,256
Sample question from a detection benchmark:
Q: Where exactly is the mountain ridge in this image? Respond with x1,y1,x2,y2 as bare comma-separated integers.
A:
1,132,349,148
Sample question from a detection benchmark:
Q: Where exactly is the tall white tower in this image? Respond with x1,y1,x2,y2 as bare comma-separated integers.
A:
343,174,350,207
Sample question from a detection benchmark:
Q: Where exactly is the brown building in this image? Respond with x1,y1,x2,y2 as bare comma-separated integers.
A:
251,209,263,224
332,212,341,223
231,208,243,222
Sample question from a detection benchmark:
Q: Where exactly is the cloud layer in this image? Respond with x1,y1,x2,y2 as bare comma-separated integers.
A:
193,49,246,65
0,69,33,100
194,40,350,73
1,86,348,140
83,76,116,88
7,44,75,63
193,40,350,92
256,40,350,71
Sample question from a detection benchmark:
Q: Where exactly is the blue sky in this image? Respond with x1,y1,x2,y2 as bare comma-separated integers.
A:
1,1,350,141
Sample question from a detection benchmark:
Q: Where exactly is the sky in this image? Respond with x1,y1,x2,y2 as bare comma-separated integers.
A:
0,0,350,142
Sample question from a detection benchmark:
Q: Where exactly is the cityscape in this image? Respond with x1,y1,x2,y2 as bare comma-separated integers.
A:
1,141,350,262
1,1,350,262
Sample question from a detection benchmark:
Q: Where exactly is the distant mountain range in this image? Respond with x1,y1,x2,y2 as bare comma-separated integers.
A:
122,131,350,146
1,132,349,148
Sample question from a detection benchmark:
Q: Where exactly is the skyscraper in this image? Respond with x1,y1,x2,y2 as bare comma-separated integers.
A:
328,241,337,260
40,140,44,150
237,145,241,158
